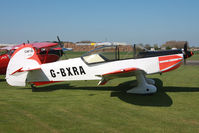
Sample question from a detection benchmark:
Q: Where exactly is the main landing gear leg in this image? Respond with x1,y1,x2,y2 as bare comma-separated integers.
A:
127,71,157,94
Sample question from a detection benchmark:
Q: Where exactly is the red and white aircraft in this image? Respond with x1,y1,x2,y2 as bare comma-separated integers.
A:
5,44,193,94
0,37,64,75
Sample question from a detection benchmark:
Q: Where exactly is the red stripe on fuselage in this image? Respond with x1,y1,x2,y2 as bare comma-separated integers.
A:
161,62,183,73
159,55,183,72
159,60,182,70
159,55,182,61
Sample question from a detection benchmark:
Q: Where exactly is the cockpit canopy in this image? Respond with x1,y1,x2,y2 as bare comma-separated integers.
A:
81,45,183,65
82,45,136,64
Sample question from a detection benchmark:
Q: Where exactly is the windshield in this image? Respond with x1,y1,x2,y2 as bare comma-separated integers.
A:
82,46,118,64
81,44,151,64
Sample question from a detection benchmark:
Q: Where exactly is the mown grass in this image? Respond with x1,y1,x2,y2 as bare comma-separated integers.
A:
0,66,199,133
0,52,199,133
188,54,199,60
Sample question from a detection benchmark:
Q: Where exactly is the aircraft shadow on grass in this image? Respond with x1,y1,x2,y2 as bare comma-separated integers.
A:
0,79,6,82
20,78,199,107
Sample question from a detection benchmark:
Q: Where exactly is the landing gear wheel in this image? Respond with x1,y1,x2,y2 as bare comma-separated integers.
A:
31,84,37,92
145,78,155,85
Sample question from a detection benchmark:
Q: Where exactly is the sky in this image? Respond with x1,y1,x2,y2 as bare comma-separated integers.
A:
0,0,199,46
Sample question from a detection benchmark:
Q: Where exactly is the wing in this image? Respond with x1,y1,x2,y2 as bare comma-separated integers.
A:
0,44,26,50
30,42,58,49
0,46,15,50
0,42,59,50
96,67,143,85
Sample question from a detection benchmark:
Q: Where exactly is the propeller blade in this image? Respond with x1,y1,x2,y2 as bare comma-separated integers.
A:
184,43,187,53
56,36,64,57
183,43,193,65
57,36,60,43
57,36,64,48
183,44,188,64
184,58,186,65
133,44,136,58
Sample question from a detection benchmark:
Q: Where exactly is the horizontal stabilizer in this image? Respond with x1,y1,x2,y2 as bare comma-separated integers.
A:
10,67,41,75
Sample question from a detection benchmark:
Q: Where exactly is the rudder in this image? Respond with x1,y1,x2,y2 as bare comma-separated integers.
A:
6,44,41,86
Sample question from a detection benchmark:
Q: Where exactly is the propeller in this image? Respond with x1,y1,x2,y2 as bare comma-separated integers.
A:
184,44,187,64
133,44,136,58
183,43,194,64
56,36,64,57
57,36,64,48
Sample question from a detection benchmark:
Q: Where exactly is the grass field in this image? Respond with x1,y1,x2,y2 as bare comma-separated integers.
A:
188,54,199,60
0,52,199,133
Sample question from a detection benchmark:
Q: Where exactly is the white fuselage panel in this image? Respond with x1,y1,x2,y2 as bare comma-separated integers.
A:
27,56,160,82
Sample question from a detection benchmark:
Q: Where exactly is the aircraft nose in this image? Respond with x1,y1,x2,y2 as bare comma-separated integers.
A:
191,51,194,56
183,50,193,60
188,51,194,58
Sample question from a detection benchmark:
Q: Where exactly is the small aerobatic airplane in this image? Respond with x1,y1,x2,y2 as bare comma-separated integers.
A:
0,37,64,75
5,43,193,94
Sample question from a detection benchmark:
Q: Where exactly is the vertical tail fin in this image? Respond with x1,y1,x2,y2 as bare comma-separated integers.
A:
6,44,41,86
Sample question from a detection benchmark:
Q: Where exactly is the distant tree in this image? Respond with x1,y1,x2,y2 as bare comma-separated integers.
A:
136,44,145,52
137,43,144,47
153,44,159,50
166,46,171,50
144,44,151,50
